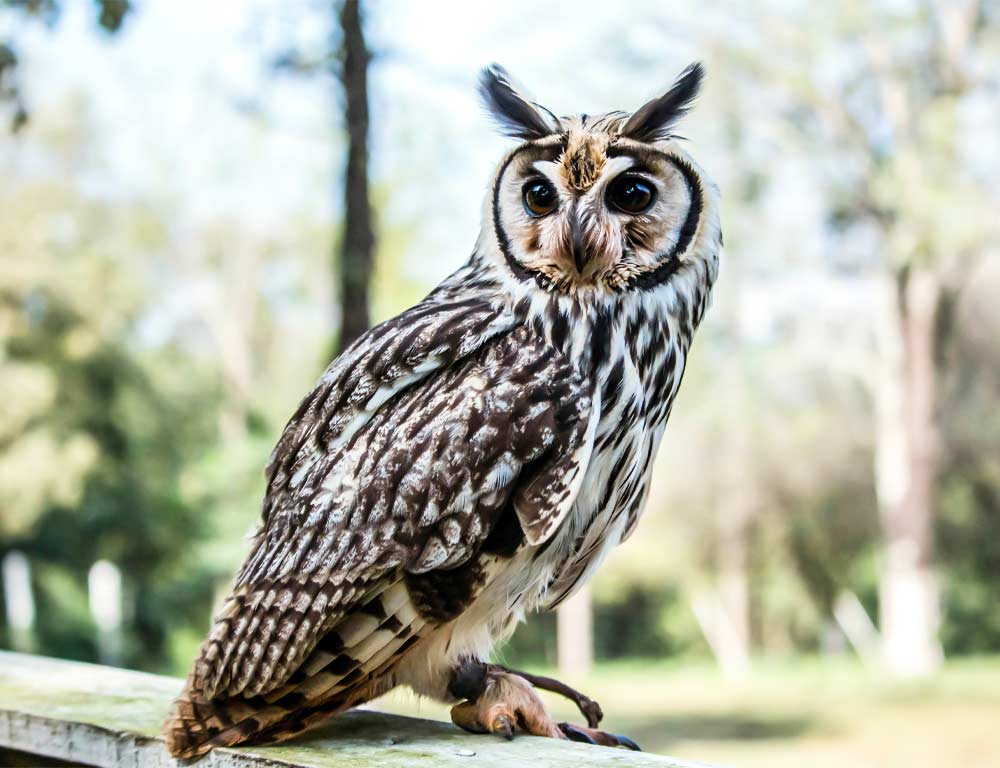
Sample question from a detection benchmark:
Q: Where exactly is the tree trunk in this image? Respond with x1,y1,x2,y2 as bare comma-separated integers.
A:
690,586,750,680
335,0,374,354
556,584,593,679
874,267,943,677
711,271,752,676
88,560,123,667
691,346,751,679
717,502,751,674
694,470,751,679
1,551,34,653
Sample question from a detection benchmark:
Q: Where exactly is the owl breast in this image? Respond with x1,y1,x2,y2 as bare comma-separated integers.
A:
393,273,713,705
533,294,689,609
440,288,692,657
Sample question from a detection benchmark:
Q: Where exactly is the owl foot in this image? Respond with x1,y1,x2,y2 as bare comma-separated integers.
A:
447,660,639,749
449,663,564,740
491,664,603,728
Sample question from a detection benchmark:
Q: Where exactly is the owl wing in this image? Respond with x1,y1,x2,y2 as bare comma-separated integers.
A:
189,295,596,701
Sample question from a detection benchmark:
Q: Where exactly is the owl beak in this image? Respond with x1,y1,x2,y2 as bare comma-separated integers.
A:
569,210,590,274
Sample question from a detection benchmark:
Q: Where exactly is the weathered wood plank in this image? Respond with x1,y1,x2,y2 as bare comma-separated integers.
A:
0,651,714,768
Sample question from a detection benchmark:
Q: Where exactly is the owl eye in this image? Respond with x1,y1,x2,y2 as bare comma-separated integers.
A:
522,180,559,217
606,174,656,214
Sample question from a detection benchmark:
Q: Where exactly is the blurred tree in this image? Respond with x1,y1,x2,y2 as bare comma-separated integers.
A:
335,0,374,352
755,0,998,675
936,257,1000,654
0,178,217,669
556,586,593,679
577,20,892,666
0,0,130,130
272,0,376,354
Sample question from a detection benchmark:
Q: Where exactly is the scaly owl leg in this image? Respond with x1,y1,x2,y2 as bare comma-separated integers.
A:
447,660,639,750
491,664,603,728
492,664,640,750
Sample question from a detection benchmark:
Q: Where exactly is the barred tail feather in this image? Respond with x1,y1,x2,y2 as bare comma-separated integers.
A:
162,581,426,758
164,686,259,758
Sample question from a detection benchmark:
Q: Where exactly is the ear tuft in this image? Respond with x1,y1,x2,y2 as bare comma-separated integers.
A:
621,62,704,143
479,64,560,141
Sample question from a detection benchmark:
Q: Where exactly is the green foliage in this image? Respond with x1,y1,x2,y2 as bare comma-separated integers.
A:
938,467,1000,654
0,178,220,671
500,612,557,667
597,585,707,660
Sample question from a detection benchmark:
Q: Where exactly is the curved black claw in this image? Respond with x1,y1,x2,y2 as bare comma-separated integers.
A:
494,714,515,741
560,722,598,745
558,722,641,751
612,733,642,751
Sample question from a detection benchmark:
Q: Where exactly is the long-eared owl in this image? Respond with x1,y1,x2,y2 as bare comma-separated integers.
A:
165,62,721,756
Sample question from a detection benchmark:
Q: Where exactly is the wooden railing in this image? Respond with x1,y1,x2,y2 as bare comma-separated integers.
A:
0,651,713,767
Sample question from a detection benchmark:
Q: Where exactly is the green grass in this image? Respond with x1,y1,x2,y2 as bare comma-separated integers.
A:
371,656,1000,767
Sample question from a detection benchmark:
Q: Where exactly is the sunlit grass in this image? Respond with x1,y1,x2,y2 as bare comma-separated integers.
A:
371,656,1000,768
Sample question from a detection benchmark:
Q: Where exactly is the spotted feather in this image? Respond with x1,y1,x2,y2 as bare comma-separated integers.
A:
164,294,595,757
165,61,722,758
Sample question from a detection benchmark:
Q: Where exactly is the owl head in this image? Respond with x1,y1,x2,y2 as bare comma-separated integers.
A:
480,63,720,296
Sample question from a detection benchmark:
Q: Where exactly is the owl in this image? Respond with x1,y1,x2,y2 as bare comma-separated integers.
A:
164,62,721,757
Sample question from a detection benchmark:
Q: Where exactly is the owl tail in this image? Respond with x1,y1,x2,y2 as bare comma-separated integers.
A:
164,685,265,758
163,584,427,758
163,678,365,758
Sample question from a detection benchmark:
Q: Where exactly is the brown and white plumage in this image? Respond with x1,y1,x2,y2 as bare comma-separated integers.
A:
165,62,721,757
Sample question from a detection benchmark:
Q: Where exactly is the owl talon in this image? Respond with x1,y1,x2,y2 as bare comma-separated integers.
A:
615,734,642,751
559,722,641,751
490,710,515,740
559,722,598,744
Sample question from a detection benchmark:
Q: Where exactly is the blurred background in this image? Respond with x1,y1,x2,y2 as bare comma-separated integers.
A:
1,1,998,766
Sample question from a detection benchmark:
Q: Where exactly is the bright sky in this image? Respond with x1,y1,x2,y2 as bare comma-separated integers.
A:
5,0,727,287
3,0,921,349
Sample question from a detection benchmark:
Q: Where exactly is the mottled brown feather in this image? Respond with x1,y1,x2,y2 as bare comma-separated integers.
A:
164,279,595,757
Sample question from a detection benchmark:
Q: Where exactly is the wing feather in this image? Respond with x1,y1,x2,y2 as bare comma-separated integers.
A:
189,287,593,700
